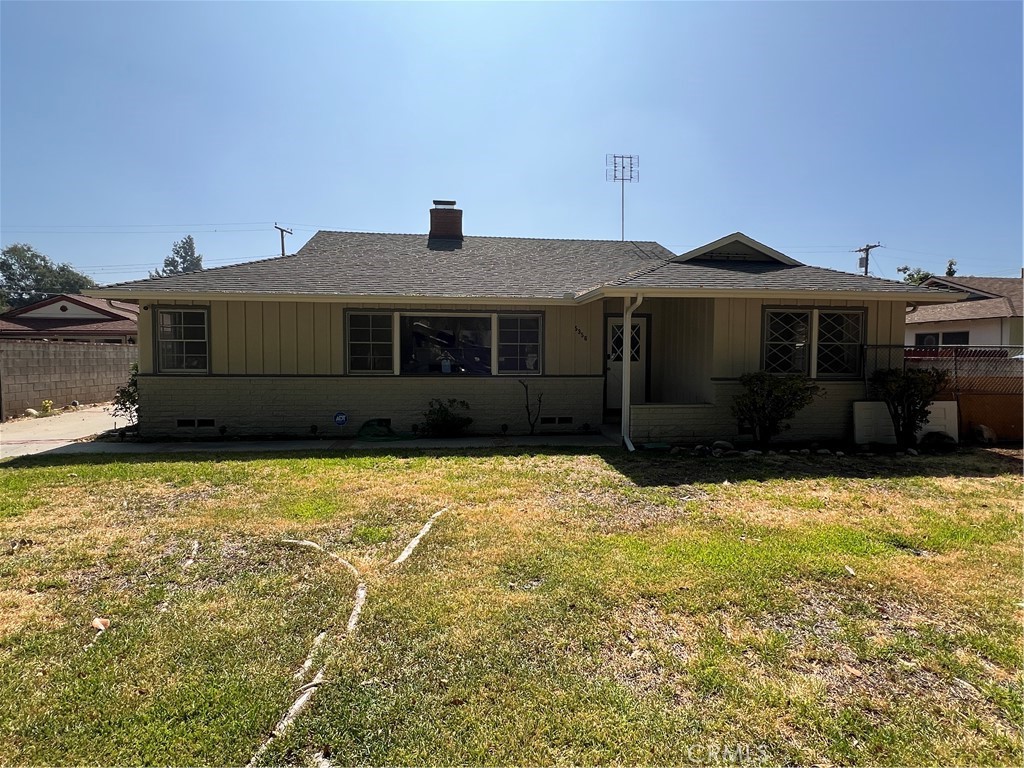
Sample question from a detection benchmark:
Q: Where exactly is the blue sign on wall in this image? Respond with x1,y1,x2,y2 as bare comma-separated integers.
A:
334,412,348,427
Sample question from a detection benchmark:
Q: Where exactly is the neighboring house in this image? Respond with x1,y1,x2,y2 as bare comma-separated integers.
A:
0,294,139,344
90,201,961,444
905,275,1023,347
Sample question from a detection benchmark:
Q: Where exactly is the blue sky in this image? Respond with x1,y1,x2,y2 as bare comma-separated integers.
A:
1,1,1020,285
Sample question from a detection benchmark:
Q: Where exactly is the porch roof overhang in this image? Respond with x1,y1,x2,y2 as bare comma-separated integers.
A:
572,286,970,305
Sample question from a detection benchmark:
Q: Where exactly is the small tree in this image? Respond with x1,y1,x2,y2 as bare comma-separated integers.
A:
732,372,824,450
150,236,203,278
868,367,950,450
112,362,139,426
519,379,543,435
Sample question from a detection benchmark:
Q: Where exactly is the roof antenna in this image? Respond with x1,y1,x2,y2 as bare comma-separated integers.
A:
274,223,293,257
606,154,639,241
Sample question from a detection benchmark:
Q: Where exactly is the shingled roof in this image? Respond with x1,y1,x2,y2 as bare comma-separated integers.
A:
95,229,964,303
99,232,674,300
604,258,958,296
908,275,1023,324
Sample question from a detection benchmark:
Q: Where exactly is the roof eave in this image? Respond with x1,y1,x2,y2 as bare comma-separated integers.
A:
574,287,971,303
86,288,583,306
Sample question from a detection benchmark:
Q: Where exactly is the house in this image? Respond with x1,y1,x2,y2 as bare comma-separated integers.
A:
0,294,139,344
904,275,1023,347
89,201,962,444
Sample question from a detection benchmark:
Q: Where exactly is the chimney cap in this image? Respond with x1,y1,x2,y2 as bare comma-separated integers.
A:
433,199,457,208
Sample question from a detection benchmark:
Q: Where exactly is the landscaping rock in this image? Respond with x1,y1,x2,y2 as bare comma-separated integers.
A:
724,450,741,457
711,449,723,458
835,451,845,457
744,450,763,457
799,448,810,455
712,440,734,451
972,423,998,445
24,408,39,418
920,430,958,453
816,449,831,456
907,448,919,456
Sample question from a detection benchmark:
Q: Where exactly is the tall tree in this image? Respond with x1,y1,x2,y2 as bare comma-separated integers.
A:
150,235,203,278
0,243,97,310
897,259,957,285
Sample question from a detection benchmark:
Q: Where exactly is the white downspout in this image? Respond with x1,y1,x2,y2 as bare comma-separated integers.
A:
620,293,644,451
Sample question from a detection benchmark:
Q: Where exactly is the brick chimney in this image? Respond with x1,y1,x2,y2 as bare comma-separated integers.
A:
429,200,463,240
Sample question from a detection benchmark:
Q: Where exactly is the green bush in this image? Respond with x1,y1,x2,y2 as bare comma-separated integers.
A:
732,371,824,450
868,367,950,450
417,398,472,437
112,362,139,425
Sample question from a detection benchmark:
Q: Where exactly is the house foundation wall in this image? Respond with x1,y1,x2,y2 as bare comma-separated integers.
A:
137,375,604,438
630,381,867,444
0,340,138,420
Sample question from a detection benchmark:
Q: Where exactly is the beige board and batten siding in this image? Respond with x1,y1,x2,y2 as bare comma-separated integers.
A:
139,299,605,377
644,297,714,403
710,297,906,378
629,297,908,444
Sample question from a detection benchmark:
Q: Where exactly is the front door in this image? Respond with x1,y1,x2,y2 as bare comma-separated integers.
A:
605,317,647,410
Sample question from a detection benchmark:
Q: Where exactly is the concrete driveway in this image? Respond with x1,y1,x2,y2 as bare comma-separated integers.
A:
0,404,121,459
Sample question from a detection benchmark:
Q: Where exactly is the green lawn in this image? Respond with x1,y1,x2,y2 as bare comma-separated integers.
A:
0,448,1020,766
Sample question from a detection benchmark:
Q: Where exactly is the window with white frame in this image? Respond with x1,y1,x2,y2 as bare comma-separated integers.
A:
498,315,542,374
348,313,394,373
157,308,209,373
347,311,543,376
763,308,864,378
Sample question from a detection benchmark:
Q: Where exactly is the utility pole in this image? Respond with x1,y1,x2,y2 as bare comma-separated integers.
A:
274,223,293,257
853,242,882,276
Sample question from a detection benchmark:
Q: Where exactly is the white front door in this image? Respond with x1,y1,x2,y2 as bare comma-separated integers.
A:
606,317,647,409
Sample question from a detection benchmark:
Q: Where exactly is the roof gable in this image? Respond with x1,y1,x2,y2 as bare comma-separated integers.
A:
674,232,802,266
920,276,1023,316
2,294,138,321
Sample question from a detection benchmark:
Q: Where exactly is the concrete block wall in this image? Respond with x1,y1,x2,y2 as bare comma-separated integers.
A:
137,375,604,438
630,381,867,445
0,341,138,420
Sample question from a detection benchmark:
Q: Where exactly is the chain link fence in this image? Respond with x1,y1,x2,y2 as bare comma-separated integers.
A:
865,345,1023,440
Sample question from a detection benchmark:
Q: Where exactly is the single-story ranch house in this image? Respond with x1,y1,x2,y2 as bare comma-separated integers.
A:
91,201,962,445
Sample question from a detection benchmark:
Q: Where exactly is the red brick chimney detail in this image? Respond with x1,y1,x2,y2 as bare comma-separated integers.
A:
429,201,463,239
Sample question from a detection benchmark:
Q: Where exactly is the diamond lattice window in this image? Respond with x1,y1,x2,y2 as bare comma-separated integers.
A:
609,323,641,363
763,311,810,374
816,312,863,377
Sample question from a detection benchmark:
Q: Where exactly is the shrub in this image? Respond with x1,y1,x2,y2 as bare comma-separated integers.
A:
417,398,472,437
112,362,139,425
732,372,824,450
868,367,950,450
40,400,53,415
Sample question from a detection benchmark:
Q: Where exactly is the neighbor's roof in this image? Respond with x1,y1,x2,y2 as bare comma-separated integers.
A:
910,276,1023,321
0,316,139,336
95,232,674,300
0,294,139,336
1,293,139,320
92,230,964,303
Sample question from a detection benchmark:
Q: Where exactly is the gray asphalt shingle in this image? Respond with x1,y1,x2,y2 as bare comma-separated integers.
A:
99,230,959,300
102,232,674,300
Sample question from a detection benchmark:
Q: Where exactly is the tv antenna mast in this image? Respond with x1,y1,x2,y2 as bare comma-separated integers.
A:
606,154,639,240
